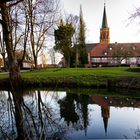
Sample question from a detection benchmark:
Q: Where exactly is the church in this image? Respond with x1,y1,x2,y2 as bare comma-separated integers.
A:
86,4,140,67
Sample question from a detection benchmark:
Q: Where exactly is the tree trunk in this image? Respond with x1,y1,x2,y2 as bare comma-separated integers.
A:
34,55,38,69
75,45,79,68
0,3,21,83
1,53,7,71
11,89,29,140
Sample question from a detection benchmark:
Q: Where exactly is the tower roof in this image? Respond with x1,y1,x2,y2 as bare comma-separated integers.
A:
102,3,108,28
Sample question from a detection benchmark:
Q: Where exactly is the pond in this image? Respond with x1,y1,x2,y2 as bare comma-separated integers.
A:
0,89,140,139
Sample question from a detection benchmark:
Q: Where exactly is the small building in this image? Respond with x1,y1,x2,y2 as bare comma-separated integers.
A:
6,50,33,69
15,51,33,68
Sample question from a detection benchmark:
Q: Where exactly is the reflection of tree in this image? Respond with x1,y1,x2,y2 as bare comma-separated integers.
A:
133,127,140,139
0,90,69,140
0,91,13,139
124,127,140,139
79,95,89,136
21,90,68,139
12,89,29,139
58,93,89,135
58,94,79,125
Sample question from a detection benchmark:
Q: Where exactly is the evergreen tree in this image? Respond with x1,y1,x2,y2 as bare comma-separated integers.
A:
78,5,88,67
54,20,75,67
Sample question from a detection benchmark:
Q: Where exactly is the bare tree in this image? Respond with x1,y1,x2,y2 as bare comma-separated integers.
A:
0,0,60,84
9,1,30,68
66,14,80,67
23,0,60,69
113,44,133,65
0,0,24,84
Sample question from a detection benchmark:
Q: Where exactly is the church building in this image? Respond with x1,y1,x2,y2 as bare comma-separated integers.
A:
86,3,140,67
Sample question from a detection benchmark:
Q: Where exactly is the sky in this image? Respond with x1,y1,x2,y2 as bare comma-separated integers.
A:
61,0,140,43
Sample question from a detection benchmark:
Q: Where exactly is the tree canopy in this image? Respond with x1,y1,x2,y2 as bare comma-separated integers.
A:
77,5,88,67
54,20,75,67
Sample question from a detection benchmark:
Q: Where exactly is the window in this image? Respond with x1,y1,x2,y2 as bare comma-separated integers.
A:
92,58,101,62
101,57,108,62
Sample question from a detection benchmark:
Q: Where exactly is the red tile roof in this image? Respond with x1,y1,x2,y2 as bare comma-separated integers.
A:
90,43,140,57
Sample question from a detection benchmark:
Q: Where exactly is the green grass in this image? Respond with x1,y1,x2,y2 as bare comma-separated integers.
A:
0,74,8,79
0,67,139,79
21,67,140,78
21,67,140,88
0,67,140,89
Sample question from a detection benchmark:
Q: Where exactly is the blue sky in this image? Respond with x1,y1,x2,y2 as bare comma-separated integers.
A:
61,0,140,43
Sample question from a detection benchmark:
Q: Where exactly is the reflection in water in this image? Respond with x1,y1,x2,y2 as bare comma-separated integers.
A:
0,90,140,139
58,94,89,136
90,96,110,135
59,94,79,125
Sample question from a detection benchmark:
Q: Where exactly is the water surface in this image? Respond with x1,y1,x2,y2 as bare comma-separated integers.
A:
0,90,140,139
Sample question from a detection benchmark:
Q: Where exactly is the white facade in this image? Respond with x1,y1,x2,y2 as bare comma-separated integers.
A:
23,62,32,68
90,56,140,66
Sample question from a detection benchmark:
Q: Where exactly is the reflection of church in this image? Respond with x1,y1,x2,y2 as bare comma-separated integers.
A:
58,93,110,135
86,3,140,67
58,92,140,136
102,107,110,134
90,95,110,134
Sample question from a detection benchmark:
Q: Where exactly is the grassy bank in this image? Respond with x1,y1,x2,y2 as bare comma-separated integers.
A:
0,67,140,89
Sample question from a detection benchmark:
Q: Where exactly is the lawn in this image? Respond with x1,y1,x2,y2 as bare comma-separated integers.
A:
0,67,140,89
21,67,140,78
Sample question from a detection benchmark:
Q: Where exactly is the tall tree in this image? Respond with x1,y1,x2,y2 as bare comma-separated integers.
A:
9,1,30,69
78,5,88,67
65,14,79,67
54,20,75,67
24,0,60,69
0,0,23,84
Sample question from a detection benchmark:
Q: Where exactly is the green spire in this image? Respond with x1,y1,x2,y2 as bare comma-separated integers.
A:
102,3,108,28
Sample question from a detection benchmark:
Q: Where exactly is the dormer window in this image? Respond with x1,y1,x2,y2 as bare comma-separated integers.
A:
132,46,136,50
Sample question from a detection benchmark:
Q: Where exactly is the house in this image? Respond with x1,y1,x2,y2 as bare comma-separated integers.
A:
87,43,140,67
15,50,33,68
86,3,140,67
6,50,33,69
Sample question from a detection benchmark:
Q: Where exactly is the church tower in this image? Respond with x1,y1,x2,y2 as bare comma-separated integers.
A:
100,3,110,44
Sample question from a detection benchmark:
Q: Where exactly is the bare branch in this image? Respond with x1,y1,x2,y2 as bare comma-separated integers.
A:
0,0,23,4
9,0,24,7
